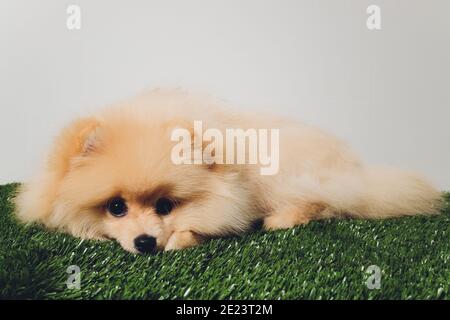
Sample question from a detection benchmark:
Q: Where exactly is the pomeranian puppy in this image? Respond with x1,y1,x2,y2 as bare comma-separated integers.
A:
15,89,441,253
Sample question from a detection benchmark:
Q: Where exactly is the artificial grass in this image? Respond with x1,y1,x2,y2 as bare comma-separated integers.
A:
0,183,449,300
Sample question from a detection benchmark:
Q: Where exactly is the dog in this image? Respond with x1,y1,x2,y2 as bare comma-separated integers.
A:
15,89,442,253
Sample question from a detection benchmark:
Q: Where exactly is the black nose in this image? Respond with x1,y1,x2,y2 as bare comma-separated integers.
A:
134,234,157,254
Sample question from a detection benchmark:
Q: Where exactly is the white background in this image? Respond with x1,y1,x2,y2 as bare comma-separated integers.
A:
1,0,449,188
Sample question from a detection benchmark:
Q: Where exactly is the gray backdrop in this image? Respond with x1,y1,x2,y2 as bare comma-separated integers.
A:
1,0,449,188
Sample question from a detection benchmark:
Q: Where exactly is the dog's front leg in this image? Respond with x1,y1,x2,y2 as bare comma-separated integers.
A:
264,202,327,230
164,230,204,251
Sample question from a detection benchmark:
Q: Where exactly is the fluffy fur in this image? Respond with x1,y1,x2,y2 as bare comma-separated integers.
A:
15,89,442,253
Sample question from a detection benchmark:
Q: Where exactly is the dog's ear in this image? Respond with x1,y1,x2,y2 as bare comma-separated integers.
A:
15,117,101,225
47,117,101,176
81,125,102,155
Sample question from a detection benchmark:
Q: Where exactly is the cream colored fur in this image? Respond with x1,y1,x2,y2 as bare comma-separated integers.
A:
15,89,442,252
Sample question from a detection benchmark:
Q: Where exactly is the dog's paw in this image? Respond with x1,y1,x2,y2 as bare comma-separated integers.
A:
164,231,203,251
263,208,310,231
264,214,297,230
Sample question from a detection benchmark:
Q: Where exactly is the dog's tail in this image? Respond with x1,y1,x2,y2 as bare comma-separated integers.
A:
337,166,442,219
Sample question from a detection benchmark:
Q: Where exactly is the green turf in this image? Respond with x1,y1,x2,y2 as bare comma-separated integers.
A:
0,183,449,300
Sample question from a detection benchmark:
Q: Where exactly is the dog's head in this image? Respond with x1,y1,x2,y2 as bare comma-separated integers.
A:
15,105,224,253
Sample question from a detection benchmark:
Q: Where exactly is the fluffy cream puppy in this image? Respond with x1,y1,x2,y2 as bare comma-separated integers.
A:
15,89,441,253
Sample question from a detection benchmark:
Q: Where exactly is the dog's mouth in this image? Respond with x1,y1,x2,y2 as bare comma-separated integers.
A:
114,236,168,254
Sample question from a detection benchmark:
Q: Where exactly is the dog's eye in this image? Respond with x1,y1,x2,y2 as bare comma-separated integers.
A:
155,197,174,215
106,197,128,217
